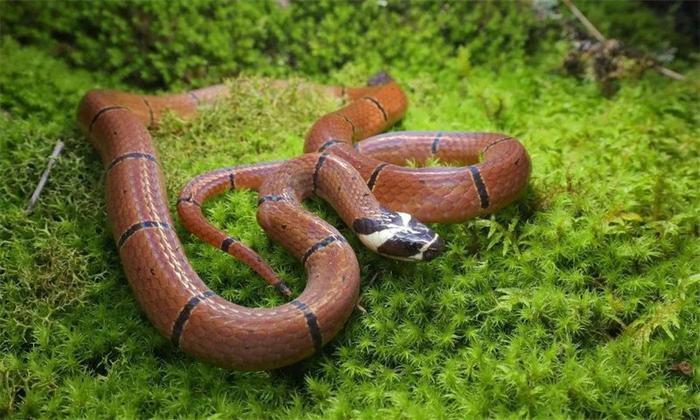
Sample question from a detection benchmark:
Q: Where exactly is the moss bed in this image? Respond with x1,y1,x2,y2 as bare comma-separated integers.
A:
1,1,698,418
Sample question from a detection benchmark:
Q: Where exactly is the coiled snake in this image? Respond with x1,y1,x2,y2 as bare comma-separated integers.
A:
78,72,530,370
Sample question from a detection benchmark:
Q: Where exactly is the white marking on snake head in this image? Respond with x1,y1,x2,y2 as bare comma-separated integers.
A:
353,211,444,261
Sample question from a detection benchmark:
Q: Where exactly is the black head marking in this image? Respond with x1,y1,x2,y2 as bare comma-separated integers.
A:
377,236,424,258
353,217,384,235
352,211,404,235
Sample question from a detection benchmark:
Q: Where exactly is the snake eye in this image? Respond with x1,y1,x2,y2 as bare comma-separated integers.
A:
352,211,445,261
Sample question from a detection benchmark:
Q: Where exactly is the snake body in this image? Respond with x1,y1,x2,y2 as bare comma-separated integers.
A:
78,73,530,370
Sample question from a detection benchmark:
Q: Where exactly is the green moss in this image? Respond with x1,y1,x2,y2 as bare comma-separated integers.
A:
1,3,699,418
0,1,553,89
3,0,694,92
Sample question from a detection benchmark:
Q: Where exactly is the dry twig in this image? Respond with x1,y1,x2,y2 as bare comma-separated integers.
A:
26,140,64,214
355,271,381,314
562,0,685,81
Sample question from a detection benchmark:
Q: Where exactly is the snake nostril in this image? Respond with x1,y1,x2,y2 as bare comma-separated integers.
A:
422,236,445,261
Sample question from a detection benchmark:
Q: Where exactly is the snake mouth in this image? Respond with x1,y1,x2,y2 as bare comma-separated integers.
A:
353,211,445,261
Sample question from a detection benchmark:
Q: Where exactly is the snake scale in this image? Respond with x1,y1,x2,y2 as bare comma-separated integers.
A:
78,72,530,370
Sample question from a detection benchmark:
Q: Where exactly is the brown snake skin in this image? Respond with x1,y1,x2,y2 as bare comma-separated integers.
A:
78,73,530,370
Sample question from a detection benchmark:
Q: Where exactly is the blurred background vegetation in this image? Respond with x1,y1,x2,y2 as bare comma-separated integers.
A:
1,0,697,89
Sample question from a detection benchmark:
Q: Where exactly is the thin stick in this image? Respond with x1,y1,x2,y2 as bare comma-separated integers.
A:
355,271,381,314
26,140,64,214
656,66,686,81
562,0,605,43
562,0,685,81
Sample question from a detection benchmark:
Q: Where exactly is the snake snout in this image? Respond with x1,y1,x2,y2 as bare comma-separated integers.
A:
421,235,445,261
352,211,445,262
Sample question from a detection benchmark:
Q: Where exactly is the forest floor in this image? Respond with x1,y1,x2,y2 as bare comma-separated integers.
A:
1,2,698,418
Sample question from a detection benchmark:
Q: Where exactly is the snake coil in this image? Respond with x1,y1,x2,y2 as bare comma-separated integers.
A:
78,74,530,370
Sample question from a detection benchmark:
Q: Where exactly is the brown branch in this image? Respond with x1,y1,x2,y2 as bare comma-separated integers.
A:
656,66,686,81
562,0,685,81
562,0,605,43
26,140,64,214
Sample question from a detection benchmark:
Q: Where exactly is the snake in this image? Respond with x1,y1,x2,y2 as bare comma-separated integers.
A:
78,72,530,370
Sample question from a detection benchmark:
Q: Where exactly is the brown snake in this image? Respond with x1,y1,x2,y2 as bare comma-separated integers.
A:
78,72,530,370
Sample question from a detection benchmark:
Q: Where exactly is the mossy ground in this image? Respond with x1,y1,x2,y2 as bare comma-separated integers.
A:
1,1,699,418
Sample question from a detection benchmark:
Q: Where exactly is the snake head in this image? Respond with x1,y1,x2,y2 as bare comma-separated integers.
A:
352,211,445,261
